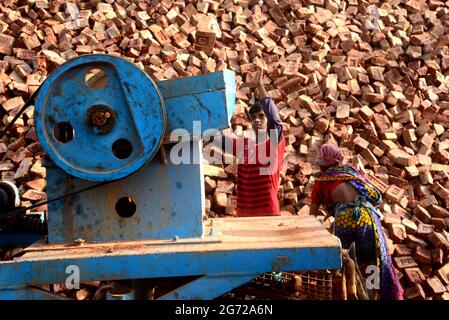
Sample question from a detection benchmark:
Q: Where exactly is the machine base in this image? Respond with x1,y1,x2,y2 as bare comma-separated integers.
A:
0,216,341,300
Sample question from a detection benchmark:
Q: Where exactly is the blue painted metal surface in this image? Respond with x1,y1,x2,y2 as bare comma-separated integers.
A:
46,140,205,243
40,59,235,243
158,273,258,300
34,55,235,182
157,69,236,138
34,55,166,182
0,245,341,290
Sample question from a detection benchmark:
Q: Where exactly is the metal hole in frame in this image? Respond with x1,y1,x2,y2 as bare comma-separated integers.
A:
115,197,137,218
85,68,108,89
112,139,133,159
53,122,75,143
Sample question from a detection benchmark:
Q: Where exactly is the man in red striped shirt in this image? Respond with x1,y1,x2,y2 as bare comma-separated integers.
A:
214,70,285,217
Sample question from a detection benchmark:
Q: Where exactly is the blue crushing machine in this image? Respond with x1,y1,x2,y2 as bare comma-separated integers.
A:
0,54,341,300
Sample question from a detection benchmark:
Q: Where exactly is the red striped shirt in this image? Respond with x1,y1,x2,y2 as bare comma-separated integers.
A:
232,136,285,217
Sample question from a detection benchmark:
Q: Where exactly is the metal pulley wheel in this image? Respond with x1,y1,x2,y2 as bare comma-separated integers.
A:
34,54,166,182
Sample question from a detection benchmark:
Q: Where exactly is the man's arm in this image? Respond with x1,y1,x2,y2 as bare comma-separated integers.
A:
260,97,283,143
256,72,283,143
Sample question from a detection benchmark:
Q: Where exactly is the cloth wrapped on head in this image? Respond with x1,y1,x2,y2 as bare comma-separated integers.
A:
317,143,344,167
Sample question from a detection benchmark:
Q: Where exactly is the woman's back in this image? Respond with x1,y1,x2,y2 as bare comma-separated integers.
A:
330,182,359,204
311,179,359,208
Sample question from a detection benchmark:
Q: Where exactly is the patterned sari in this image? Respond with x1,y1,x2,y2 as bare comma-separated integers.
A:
316,165,404,300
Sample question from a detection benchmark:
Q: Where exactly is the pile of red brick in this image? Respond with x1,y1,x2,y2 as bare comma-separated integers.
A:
1,0,449,299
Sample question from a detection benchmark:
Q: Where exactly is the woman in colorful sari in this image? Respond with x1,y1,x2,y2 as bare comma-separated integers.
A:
309,143,403,300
